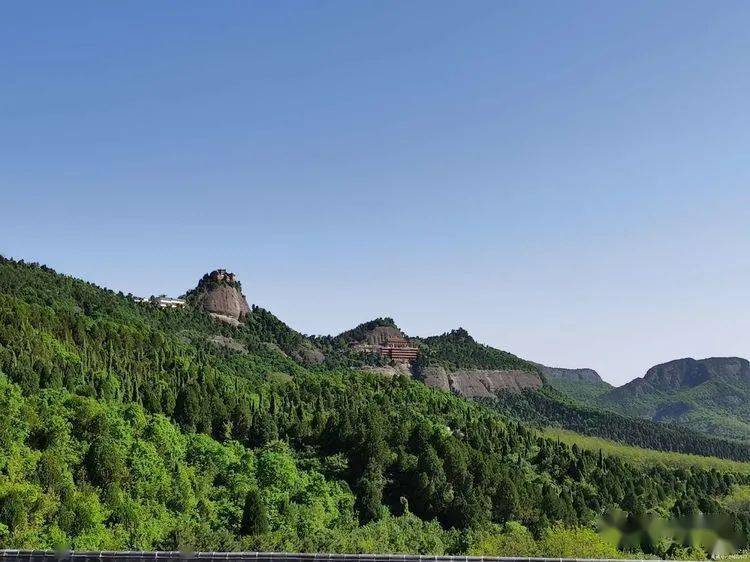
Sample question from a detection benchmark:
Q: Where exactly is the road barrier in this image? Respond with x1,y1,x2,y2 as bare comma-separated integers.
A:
0,552,659,562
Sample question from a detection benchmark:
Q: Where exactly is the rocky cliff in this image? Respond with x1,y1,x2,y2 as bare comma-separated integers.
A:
420,365,543,397
186,269,251,325
412,328,544,397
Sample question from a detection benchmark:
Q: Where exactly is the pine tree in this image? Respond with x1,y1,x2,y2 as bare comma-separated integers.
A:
492,476,519,523
240,488,269,536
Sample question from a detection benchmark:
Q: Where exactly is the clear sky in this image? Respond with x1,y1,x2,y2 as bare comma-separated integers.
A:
2,1,749,386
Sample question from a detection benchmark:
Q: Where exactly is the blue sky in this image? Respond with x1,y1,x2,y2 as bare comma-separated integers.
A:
2,1,749,385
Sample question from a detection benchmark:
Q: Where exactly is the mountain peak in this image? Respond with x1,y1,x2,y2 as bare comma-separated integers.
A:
441,327,474,342
334,317,402,343
186,268,250,325
642,356,750,391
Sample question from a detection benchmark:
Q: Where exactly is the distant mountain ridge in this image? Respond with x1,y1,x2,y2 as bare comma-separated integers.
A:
598,357,750,441
627,357,748,393
519,357,750,442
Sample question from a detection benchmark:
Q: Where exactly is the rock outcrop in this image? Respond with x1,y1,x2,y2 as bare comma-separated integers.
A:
419,365,543,397
188,269,251,325
360,364,413,378
336,319,418,365
362,325,408,346
290,341,326,365
208,335,248,354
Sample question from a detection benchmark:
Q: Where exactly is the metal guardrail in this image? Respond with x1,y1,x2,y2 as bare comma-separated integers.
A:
0,552,657,562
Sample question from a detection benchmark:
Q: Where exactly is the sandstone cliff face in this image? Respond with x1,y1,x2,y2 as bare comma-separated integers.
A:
200,283,250,322
420,365,543,397
190,270,251,325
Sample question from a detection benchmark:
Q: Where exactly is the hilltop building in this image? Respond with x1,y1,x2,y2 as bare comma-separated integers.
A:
153,297,186,308
133,296,186,308
375,333,419,362
209,269,237,284
187,268,250,325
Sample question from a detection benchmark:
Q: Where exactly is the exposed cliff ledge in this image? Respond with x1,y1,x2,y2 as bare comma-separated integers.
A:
532,363,603,383
419,365,543,397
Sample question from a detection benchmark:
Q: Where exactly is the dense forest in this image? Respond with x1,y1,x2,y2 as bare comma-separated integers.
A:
1,257,749,557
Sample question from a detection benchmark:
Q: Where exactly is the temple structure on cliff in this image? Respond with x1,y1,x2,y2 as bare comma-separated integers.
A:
209,268,237,283
376,333,419,362
352,326,419,362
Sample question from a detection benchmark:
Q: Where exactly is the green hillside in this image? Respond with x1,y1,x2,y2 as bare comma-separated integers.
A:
413,328,541,373
1,256,749,557
546,377,613,402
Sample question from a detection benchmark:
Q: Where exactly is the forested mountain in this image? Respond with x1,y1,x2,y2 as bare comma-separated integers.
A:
322,320,750,446
597,357,750,441
1,256,749,557
315,321,546,396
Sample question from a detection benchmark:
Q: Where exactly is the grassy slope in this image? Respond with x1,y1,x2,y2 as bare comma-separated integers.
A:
545,428,750,475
